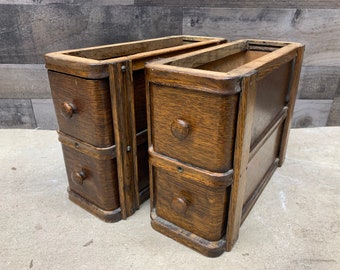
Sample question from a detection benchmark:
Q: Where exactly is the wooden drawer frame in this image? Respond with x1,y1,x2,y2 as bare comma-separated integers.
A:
146,39,304,256
45,36,226,221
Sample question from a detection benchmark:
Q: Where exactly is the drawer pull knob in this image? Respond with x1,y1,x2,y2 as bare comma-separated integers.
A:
61,102,76,119
171,119,190,140
171,197,188,214
71,170,86,185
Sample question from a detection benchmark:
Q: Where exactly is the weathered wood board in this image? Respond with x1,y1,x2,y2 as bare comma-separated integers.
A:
136,0,340,9
0,64,51,99
0,4,182,63
292,99,333,128
0,0,133,5
183,8,340,66
298,66,340,100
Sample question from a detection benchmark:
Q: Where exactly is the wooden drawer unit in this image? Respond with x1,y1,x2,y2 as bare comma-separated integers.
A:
58,131,149,222
45,36,226,221
146,40,304,256
149,149,233,256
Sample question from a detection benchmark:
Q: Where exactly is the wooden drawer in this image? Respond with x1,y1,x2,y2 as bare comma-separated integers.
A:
146,39,304,256
45,35,226,219
149,84,238,172
58,131,149,222
149,149,233,256
46,36,226,145
49,71,113,147
147,41,297,172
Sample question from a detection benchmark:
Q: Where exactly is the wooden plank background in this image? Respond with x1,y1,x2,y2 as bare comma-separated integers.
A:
135,1,340,9
0,4,182,64
0,1,339,128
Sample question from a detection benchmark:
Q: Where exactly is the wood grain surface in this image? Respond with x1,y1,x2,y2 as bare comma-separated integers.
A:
0,5,182,63
183,8,340,67
147,40,304,255
136,0,340,9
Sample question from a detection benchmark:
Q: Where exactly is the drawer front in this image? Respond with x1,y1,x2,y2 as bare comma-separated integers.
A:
62,144,120,211
154,167,229,241
153,164,230,241
49,70,114,147
60,133,150,211
150,84,239,172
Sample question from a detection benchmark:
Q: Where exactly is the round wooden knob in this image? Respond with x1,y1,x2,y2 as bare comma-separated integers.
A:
171,119,190,140
171,197,188,214
71,169,86,185
61,102,76,119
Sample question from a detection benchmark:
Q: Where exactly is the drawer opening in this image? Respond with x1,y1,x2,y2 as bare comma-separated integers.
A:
64,36,216,60
195,50,269,73
159,40,295,77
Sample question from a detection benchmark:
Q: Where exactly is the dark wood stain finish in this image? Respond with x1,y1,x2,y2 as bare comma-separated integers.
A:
146,39,304,256
45,35,226,221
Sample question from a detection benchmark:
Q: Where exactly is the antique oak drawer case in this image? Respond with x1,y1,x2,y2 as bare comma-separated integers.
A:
146,39,304,256
45,36,226,222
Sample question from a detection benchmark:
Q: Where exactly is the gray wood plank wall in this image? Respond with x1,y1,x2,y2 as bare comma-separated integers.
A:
0,1,339,129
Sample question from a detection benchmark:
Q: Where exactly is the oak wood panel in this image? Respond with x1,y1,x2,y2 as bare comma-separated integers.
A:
48,71,114,147
183,8,340,67
278,46,304,166
152,163,230,241
109,61,139,219
226,73,257,251
244,125,283,207
151,212,226,257
250,60,291,146
61,143,120,211
150,83,239,172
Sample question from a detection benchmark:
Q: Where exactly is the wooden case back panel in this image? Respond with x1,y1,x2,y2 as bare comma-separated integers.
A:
137,142,149,193
153,166,230,241
133,69,147,134
250,61,292,147
243,124,283,215
49,71,113,147
150,84,239,173
62,144,120,211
